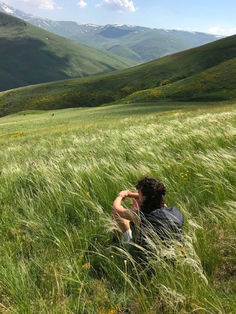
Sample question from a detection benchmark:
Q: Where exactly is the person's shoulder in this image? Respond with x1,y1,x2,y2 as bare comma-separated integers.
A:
165,206,184,226
150,206,184,223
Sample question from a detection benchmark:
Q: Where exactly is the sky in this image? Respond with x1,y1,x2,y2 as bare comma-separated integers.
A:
2,0,236,36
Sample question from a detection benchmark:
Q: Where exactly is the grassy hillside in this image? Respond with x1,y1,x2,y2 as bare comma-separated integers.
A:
0,102,235,312
0,12,135,92
125,57,236,102
0,34,235,116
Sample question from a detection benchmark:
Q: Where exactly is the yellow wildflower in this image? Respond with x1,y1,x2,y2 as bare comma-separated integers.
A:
82,263,90,270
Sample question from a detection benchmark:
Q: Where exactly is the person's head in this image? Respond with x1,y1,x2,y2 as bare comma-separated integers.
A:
135,177,166,214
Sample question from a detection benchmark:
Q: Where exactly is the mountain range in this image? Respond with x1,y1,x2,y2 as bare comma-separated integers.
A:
0,1,222,63
0,34,235,116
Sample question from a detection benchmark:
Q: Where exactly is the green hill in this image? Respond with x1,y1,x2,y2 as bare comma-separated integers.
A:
0,34,235,116
125,57,236,103
0,12,135,92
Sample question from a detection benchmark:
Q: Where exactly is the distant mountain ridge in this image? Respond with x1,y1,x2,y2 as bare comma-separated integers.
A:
0,1,222,63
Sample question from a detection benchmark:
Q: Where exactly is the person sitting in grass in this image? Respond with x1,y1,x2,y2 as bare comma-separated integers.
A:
112,177,184,247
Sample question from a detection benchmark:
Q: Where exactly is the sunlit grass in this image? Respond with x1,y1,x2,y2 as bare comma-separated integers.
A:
0,102,235,313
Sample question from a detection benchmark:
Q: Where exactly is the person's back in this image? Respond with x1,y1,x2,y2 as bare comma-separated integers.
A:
135,206,184,251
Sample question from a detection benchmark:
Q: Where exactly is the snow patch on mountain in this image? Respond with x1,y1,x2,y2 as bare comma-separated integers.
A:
0,1,221,44
1,3,13,14
85,23,101,28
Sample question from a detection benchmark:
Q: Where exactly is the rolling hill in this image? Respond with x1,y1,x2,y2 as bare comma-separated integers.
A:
0,34,235,117
0,1,221,63
0,12,135,92
124,57,236,103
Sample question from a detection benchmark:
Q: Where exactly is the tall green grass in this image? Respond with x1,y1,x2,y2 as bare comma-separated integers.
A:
0,102,235,313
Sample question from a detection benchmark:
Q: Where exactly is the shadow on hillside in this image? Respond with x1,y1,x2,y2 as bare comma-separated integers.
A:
95,103,189,118
84,101,229,121
0,37,71,91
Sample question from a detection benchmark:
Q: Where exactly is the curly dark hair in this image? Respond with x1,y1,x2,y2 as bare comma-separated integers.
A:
135,177,166,214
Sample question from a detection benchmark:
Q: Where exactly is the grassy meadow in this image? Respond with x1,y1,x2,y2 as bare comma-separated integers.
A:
0,101,236,313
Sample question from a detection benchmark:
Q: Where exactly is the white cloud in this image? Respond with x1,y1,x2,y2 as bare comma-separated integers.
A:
97,0,136,13
21,0,55,10
207,26,236,36
77,0,87,8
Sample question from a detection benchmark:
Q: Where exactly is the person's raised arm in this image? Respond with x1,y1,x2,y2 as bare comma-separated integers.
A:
112,190,130,213
112,190,140,224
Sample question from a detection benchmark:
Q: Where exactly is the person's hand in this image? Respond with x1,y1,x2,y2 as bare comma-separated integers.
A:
118,190,131,199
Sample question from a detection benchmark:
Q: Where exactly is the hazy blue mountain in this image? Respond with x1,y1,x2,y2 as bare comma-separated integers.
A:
0,1,222,63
